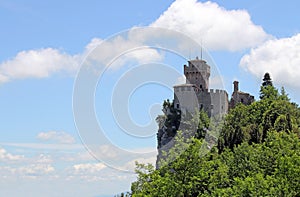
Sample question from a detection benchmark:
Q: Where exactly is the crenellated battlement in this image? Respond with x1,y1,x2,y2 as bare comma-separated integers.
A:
184,61,210,73
209,89,227,94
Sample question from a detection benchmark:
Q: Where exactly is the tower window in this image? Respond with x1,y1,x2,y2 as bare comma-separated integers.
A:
241,98,244,103
176,103,180,108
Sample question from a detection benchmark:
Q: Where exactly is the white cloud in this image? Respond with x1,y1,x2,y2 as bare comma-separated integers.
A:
65,161,139,182
0,1,272,85
151,0,270,51
0,147,24,162
176,75,186,84
60,151,94,162
0,142,83,150
0,48,79,83
37,131,76,144
240,33,300,88
65,162,108,182
72,163,106,174
84,38,103,53
122,156,157,172
85,36,163,71
0,37,164,84
0,164,55,179
36,154,53,164
18,164,55,176
125,47,163,64
0,144,154,195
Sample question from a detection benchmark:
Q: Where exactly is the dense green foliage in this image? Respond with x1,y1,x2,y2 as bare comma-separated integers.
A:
131,132,300,196
129,74,300,196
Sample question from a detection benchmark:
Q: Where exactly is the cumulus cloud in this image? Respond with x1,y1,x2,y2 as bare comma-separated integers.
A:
0,147,56,166
85,37,163,71
240,33,300,88
0,1,274,85
122,156,157,171
0,164,55,179
63,162,138,183
0,37,164,84
0,1,271,84
151,0,270,51
72,163,106,174
64,162,108,182
18,164,55,176
1,142,83,150
176,75,186,84
0,148,24,162
60,151,94,162
36,154,53,164
0,48,79,83
37,131,76,144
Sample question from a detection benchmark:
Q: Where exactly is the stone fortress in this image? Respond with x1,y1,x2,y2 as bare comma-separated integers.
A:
173,56,254,116
156,57,254,168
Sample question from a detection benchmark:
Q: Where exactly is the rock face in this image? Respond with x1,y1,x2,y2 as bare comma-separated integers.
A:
157,126,174,151
156,101,181,168
156,127,173,168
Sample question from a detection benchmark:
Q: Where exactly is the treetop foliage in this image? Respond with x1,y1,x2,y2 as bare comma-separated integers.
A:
262,72,273,87
128,73,300,196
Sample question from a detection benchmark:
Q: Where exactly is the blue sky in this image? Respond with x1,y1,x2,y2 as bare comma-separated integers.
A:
1,0,300,196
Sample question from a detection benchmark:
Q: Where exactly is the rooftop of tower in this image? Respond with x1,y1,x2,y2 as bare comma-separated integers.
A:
184,56,210,73
189,56,206,63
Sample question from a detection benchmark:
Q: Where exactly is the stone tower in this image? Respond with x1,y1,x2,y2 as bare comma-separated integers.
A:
173,57,228,117
184,56,210,91
229,81,255,109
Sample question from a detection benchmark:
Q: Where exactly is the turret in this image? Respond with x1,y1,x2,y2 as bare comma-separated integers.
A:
233,81,239,92
184,56,210,91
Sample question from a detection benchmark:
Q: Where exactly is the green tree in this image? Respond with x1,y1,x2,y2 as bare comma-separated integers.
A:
260,73,279,100
262,72,273,87
130,74,300,196
131,131,300,196
218,103,251,151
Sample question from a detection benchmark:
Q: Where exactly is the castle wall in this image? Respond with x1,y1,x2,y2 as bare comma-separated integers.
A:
196,89,228,117
209,89,229,116
197,91,211,114
174,86,229,117
174,85,199,114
